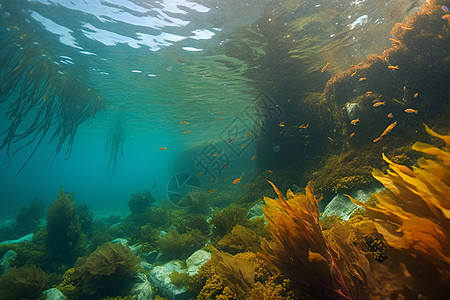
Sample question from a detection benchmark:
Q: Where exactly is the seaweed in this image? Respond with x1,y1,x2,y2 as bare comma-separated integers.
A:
72,243,140,297
128,191,155,215
347,124,450,298
45,188,81,263
0,265,46,300
156,229,208,260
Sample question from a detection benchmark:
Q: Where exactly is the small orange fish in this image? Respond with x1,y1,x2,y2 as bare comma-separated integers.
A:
279,122,285,127
251,155,256,160
351,69,357,77
389,38,401,44
350,133,355,138
234,113,240,117
210,179,216,184
404,108,418,114
328,137,335,143
197,172,202,176
183,130,189,134
233,178,241,184
388,65,399,70
267,170,273,174
207,189,215,194
366,91,373,95
359,77,367,82
179,121,188,124
213,153,218,156
159,147,166,150
241,183,248,189
222,163,230,169
373,121,397,143
217,117,222,120
413,92,419,98
373,101,386,107
241,144,247,149
441,14,450,19
321,62,330,72
350,118,360,125
387,113,394,118
219,112,224,114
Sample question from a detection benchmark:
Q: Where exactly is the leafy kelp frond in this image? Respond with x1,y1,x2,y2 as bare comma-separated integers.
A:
261,181,410,299
210,247,255,298
348,124,450,297
261,181,353,299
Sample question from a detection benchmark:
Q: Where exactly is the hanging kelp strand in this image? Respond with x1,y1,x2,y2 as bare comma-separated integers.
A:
0,26,107,173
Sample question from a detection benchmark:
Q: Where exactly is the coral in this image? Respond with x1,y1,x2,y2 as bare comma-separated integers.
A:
128,191,154,214
169,270,190,288
348,124,450,298
0,265,46,300
157,229,208,260
210,205,250,239
216,225,261,254
188,260,216,296
46,188,81,263
72,242,140,297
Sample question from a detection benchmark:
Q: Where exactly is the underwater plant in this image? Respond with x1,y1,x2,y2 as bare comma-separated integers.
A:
106,120,126,170
156,229,208,260
128,191,155,215
0,17,107,173
347,124,450,298
46,188,81,263
76,203,93,237
15,199,45,236
209,205,250,239
216,224,261,255
260,180,407,299
0,265,46,300
72,242,140,297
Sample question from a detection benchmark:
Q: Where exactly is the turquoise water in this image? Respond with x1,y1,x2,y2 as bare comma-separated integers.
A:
0,0,426,217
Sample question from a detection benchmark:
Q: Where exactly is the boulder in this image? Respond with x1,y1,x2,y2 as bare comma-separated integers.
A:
42,288,65,300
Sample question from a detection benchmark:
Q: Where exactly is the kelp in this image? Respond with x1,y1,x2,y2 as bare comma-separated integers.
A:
261,181,407,299
210,247,255,298
106,121,125,170
347,124,450,298
0,26,106,173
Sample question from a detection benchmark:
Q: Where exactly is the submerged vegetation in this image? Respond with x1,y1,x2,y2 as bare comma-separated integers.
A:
0,0,449,299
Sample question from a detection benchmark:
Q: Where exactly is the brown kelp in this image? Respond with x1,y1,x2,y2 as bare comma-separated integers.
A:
0,25,106,173
347,124,450,298
261,181,408,299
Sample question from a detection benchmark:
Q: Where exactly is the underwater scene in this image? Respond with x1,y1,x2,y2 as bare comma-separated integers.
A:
0,0,449,299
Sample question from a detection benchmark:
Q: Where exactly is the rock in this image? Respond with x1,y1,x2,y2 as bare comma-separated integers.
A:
246,201,264,220
142,250,159,264
110,238,128,246
185,249,211,275
149,249,211,300
322,188,383,220
0,250,17,275
130,243,142,254
149,260,188,300
0,233,34,245
42,288,65,300
130,272,153,300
